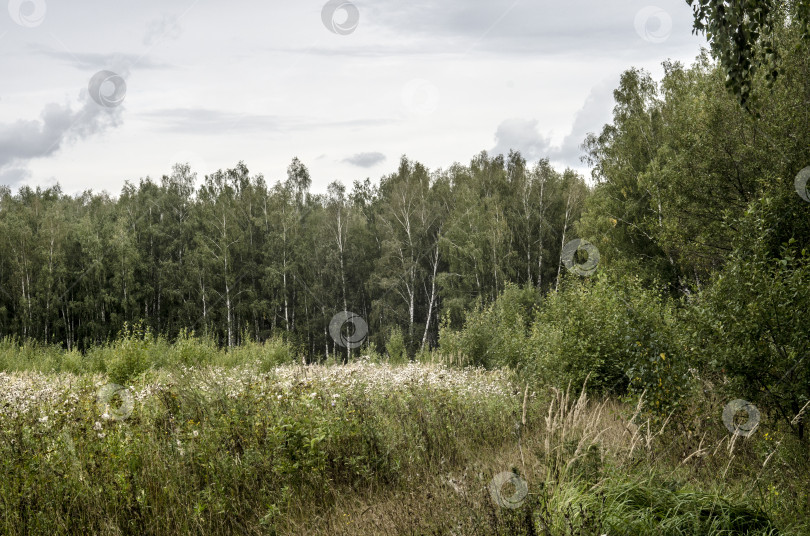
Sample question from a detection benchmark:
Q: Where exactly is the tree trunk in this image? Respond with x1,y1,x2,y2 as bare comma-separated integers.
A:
421,240,440,349
555,189,573,292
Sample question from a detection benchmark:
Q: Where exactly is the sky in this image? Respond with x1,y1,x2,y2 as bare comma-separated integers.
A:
0,0,707,196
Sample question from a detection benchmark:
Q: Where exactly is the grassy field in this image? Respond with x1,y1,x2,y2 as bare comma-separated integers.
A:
1,341,807,535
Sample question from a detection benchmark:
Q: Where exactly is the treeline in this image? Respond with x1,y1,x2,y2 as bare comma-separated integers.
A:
440,16,810,437
0,151,588,357
3,3,809,378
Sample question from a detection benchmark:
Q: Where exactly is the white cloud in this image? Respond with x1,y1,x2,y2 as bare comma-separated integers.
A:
0,0,705,194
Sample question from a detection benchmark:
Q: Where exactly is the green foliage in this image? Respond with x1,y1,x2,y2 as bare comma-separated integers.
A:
0,327,298,379
440,275,693,418
593,479,777,535
0,337,76,373
438,155,589,325
530,272,690,415
101,323,163,383
384,325,407,364
688,0,810,108
439,283,539,371
170,329,219,366
582,43,810,294
694,187,810,437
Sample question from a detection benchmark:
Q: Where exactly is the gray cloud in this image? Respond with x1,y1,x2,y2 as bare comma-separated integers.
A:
365,0,695,56
491,77,618,168
267,43,462,58
140,108,287,133
553,77,618,167
0,95,124,182
491,119,552,161
343,152,386,168
140,108,394,135
0,166,31,189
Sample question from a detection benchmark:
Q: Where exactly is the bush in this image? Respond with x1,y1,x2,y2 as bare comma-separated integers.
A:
526,271,694,420
385,326,407,364
101,323,164,383
530,272,690,411
438,283,539,370
439,277,693,418
170,329,219,367
693,190,810,438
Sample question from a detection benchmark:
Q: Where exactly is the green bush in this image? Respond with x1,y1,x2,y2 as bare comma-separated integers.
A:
252,337,297,371
385,326,407,364
439,283,538,370
529,272,690,414
439,277,693,417
170,329,219,367
101,324,162,383
693,190,810,438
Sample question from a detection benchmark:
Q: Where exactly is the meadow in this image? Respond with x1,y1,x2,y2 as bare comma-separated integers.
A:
0,334,806,535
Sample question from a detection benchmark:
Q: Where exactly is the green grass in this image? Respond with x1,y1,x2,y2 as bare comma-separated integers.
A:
0,330,296,381
0,339,807,535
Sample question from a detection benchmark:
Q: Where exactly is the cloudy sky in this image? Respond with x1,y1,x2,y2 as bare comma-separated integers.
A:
0,0,706,195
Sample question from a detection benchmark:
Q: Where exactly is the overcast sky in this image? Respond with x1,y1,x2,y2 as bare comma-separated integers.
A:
0,0,706,195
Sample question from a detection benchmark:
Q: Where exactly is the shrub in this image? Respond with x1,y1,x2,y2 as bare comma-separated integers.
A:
527,271,691,416
170,329,218,367
102,323,162,383
0,336,69,373
693,190,810,438
385,326,407,364
438,283,538,370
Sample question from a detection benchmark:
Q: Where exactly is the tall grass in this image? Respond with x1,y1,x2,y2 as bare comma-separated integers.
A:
1,358,805,535
0,328,296,381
